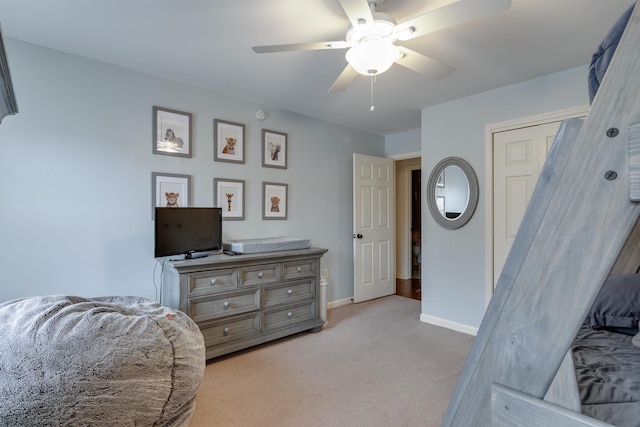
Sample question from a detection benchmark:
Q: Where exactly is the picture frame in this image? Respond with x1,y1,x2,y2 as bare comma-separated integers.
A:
151,172,191,219
262,182,288,220
152,106,192,158
214,119,245,164
214,178,245,220
262,129,288,169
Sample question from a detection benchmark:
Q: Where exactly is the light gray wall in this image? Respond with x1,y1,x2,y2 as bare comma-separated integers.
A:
421,65,590,329
385,128,420,156
0,39,384,304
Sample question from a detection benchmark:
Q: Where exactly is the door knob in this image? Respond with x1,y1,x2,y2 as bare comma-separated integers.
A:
353,234,363,239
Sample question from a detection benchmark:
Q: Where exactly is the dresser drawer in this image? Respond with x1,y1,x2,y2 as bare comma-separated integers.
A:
262,300,316,332
187,268,238,296
263,279,315,308
282,258,316,280
239,263,281,287
188,289,259,323
199,312,260,347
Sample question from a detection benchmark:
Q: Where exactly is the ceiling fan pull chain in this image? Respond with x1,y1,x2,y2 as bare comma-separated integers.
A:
370,75,376,112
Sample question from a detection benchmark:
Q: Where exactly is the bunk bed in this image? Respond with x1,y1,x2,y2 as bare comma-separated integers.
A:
441,3,640,426
573,6,640,426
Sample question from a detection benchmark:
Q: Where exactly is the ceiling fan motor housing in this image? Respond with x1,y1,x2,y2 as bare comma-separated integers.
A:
346,12,397,44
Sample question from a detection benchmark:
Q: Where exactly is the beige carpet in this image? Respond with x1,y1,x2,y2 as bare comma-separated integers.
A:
189,295,474,427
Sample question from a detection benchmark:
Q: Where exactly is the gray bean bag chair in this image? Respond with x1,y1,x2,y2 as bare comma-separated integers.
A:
0,295,205,426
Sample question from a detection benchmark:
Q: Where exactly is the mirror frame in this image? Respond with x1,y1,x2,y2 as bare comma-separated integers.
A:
426,157,479,229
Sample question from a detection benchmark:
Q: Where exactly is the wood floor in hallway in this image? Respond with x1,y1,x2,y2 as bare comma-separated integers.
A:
396,277,421,301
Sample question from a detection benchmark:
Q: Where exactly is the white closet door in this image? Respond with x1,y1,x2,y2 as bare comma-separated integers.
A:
493,122,561,288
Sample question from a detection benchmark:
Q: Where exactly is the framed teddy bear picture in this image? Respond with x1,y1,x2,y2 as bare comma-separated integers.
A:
262,182,287,220
214,119,245,164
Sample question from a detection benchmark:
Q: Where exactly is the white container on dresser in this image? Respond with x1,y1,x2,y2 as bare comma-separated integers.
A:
161,247,328,359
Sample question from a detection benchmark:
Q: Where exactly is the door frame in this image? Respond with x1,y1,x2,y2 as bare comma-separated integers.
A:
483,105,589,308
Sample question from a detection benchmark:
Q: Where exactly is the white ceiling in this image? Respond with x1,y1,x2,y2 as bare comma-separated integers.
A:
0,0,635,135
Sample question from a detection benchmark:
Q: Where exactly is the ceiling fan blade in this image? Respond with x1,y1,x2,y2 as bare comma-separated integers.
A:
395,47,454,80
395,0,511,40
329,64,359,93
253,41,347,54
338,0,374,28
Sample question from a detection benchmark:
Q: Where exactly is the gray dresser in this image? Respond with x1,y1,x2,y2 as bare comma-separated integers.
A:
161,247,327,359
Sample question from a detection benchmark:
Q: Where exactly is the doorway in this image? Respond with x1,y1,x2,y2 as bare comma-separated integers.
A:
411,169,421,279
394,156,421,300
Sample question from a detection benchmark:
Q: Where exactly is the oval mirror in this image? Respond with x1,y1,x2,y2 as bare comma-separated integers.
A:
426,157,479,229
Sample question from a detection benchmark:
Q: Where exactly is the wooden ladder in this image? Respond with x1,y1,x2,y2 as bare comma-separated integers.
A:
442,4,640,426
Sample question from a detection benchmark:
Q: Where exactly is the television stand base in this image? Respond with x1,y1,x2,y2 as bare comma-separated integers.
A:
185,252,208,260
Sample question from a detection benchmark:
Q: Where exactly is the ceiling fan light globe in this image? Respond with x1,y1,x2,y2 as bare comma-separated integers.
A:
346,14,396,44
346,40,398,76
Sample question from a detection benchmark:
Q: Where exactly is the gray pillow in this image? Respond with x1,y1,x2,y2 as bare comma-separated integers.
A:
589,274,640,335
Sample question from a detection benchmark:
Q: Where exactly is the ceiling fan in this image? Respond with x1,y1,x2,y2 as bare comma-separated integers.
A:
253,0,511,94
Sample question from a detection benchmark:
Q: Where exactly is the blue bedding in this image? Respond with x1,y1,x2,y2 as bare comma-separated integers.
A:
588,4,635,103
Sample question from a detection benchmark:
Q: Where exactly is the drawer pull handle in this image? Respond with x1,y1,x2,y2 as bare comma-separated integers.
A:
287,289,293,296
287,312,293,319
258,272,264,279
210,278,217,286
296,267,302,273
223,327,230,336
223,301,230,309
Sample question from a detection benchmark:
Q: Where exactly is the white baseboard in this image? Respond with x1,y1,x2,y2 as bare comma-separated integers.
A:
326,299,477,336
327,297,353,310
420,313,478,336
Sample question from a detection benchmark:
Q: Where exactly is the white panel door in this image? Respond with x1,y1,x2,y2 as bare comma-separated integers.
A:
353,153,395,303
493,121,561,287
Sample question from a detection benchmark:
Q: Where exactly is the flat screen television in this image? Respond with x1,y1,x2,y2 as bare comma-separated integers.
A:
155,207,223,259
